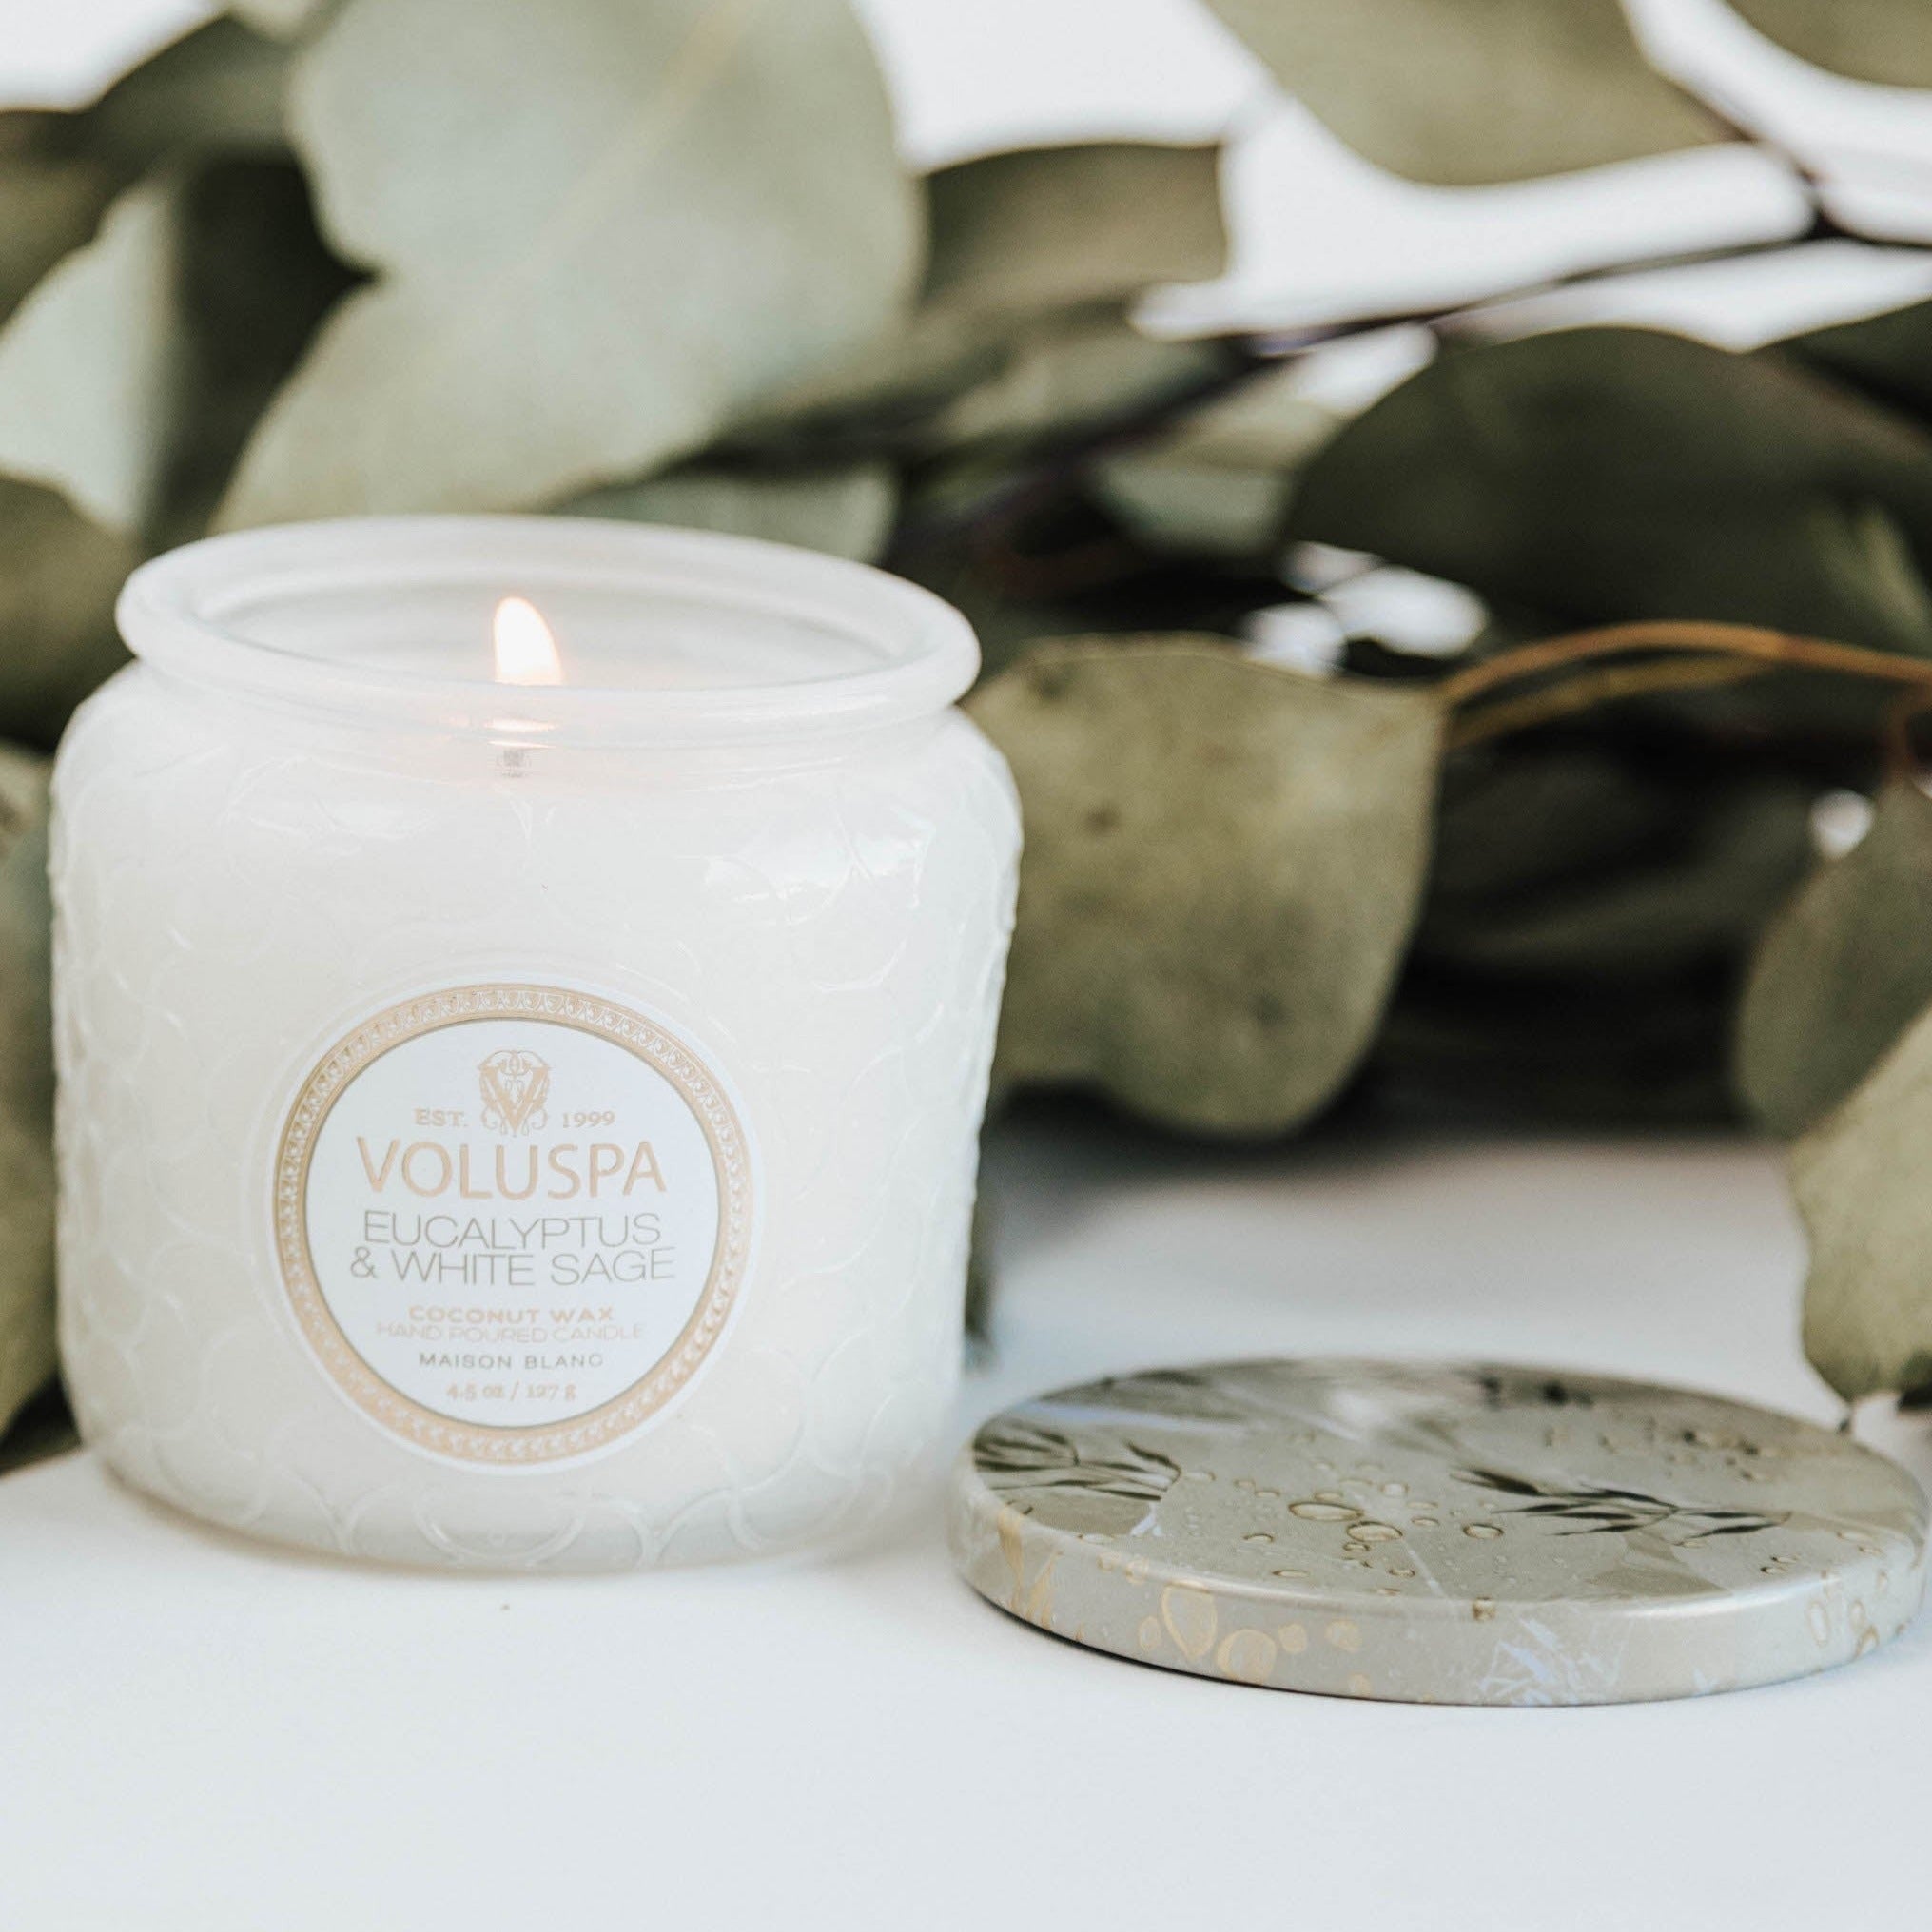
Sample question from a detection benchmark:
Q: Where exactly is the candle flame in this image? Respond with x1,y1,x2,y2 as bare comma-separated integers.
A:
492,595,563,686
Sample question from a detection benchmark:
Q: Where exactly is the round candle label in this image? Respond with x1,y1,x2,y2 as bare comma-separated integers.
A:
274,984,752,1465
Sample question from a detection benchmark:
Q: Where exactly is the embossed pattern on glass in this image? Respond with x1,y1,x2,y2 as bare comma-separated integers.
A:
52,519,1019,1571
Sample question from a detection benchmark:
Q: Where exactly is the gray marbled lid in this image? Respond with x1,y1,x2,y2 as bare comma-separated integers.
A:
948,1359,1928,1706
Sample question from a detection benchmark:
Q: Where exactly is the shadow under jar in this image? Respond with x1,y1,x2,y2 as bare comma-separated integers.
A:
51,516,1019,1571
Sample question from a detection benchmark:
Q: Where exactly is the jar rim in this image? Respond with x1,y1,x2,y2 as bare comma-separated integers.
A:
117,515,981,745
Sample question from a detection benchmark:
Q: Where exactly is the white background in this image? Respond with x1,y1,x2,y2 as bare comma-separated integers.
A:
7,9,1932,1930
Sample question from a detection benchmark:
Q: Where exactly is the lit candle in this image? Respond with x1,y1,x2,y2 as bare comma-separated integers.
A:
489,595,562,778
490,595,565,687
50,517,1019,1570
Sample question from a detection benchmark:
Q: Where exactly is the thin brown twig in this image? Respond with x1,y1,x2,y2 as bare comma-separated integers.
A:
1438,620,1932,714
1446,652,1766,749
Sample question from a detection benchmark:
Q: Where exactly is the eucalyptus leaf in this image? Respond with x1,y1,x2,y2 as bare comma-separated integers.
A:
1810,498,1932,649
728,309,1011,460
0,148,114,325
901,480,1297,680
930,309,1225,458
0,16,290,333
1131,361,1339,473
1420,777,1816,982
1200,0,1720,185
0,746,53,1439
0,173,180,534
1094,362,1338,557
1427,747,1679,904
217,0,918,524
0,480,135,748
0,158,342,739
1793,1000,1932,1400
1736,779,1932,1137
737,141,1230,461
1095,459,1295,557
146,157,361,548
966,640,1440,1135
1290,327,1932,656
0,158,352,545
565,460,897,562
922,142,1225,316
229,0,335,39
82,15,290,172
1729,0,1932,88
1791,298,1932,426
1377,974,1735,1124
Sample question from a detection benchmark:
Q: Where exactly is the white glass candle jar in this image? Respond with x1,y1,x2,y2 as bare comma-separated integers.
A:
51,517,1019,1571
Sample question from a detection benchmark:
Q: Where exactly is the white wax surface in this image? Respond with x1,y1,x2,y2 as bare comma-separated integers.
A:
219,580,893,689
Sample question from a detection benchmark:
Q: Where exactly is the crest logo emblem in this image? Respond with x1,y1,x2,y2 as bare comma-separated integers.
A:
478,1048,552,1135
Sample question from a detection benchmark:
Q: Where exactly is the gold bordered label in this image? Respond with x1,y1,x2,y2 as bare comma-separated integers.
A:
274,984,751,1466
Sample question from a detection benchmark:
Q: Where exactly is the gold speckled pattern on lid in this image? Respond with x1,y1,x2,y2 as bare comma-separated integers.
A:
947,1359,1929,1706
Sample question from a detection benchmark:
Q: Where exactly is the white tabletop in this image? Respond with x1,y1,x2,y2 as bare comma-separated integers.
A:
3,1116,1926,1932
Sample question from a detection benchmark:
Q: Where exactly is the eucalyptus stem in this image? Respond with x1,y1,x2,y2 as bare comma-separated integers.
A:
1446,652,1766,749
1439,621,1932,739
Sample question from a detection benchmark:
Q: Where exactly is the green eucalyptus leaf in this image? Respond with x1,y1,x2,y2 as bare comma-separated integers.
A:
966,639,1440,1135
1095,459,1295,556
922,142,1225,316
0,145,114,325
229,0,336,39
565,460,897,562
1200,0,1720,185
0,479,135,748
1095,362,1338,556
0,746,53,1439
0,158,351,545
1791,298,1932,425
1810,498,1932,648
1730,0,1932,88
82,15,290,172
0,173,182,535
1421,775,1816,983
930,309,1224,456
728,308,1010,459
1134,361,1338,473
0,15,290,294
1793,1000,1932,1400
1290,327,1932,655
147,157,361,548
738,141,1229,460
1736,779,1932,1137
1377,974,1735,1124
0,158,342,737
217,0,918,524
1428,747,1679,904
0,15,291,339
0,14,288,178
